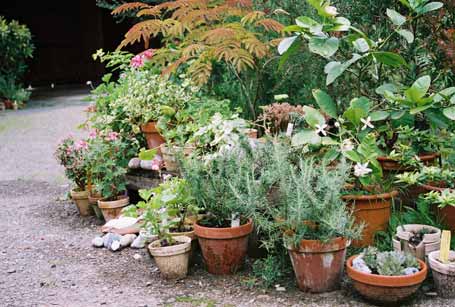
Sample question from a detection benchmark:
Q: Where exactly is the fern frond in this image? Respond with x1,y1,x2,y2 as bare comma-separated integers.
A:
229,49,255,72
201,27,238,44
255,18,284,33
182,44,205,57
137,7,161,17
188,60,213,85
162,55,190,77
241,11,265,26
118,20,164,49
112,2,150,15
226,0,253,8
243,37,269,58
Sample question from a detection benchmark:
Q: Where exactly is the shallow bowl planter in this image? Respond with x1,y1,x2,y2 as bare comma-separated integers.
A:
148,235,192,279
194,219,253,275
393,224,441,261
377,153,439,172
346,255,427,304
70,189,92,216
287,237,349,293
141,121,165,153
97,195,129,222
342,190,398,247
428,250,455,298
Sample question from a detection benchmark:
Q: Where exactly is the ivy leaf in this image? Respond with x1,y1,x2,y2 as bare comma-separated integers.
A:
325,53,362,85
278,36,298,55
353,38,370,53
312,89,338,118
370,111,390,121
303,106,325,127
291,129,321,146
386,9,406,26
397,29,414,43
443,107,455,120
372,51,407,67
309,36,339,58
418,2,444,14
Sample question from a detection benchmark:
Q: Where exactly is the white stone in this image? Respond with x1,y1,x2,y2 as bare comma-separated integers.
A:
92,237,104,248
110,240,121,251
133,253,142,260
120,234,137,247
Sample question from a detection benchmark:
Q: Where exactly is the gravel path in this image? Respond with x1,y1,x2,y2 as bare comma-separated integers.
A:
1,91,454,307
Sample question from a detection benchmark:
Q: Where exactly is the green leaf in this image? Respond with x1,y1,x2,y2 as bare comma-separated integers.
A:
342,150,362,163
434,87,455,102
291,129,322,146
353,38,370,53
278,38,302,69
426,109,449,129
295,16,319,28
370,111,390,121
139,148,157,160
410,104,433,114
372,51,407,67
325,53,362,85
443,107,455,120
343,107,367,126
309,37,339,58
397,29,414,43
419,2,443,14
302,106,325,127
312,89,337,118
331,17,351,32
351,96,372,112
376,83,399,95
278,36,298,55
386,9,406,26
405,75,431,101
323,148,340,164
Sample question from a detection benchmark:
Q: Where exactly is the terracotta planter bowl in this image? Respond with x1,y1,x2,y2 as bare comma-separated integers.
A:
346,255,427,304
377,153,439,172
70,189,92,216
342,191,398,247
287,237,349,293
141,122,165,153
428,251,455,298
97,195,129,222
194,219,253,275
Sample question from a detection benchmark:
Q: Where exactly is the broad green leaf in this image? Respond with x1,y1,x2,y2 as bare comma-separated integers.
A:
139,148,157,160
353,38,370,53
343,107,367,126
370,111,390,121
376,83,399,95
419,2,444,14
278,38,302,69
372,51,407,67
397,29,414,43
331,17,351,31
386,9,406,26
309,36,339,58
426,109,449,129
443,107,455,120
325,53,362,85
342,150,362,163
391,111,406,120
410,104,433,114
405,75,431,101
295,16,319,28
322,137,339,145
278,36,298,55
291,129,322,146
283,25,302,33
350,96,372,112
312,89,337,118
323,149,340,164
303,106,325,127
434,87,455,102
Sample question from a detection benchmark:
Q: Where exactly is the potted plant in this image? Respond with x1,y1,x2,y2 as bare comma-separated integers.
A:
280,159,362,293
428,250,455,298
55,137,92,216
347,247,427,304
124,187,193,279
257,101,305,136
89,132,136,221
182,143,262,275
392,224,441,260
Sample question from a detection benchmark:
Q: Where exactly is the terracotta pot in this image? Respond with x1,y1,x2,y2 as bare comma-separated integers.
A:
88,193,104,220
170,229,198,264
287,237,349,293
97,195,129,222
148,235,191,279
245,128,258,139
342,191,398,247
428,250,455,298
422,184,455,231
160,144,194,172
140,122,165,153
3,99,14,109
70,189,92,216
377,152,439,172
194,219,253,275
393,224,441,261
346,255,427,304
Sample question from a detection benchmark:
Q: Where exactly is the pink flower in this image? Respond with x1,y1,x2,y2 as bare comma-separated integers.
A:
143,49,154,59
74,140,89,151
131,55,144,68
66,148,73,155
88,130,97,140
106,132,119,141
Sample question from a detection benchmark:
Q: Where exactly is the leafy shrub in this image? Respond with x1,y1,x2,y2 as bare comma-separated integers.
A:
55,137,90,190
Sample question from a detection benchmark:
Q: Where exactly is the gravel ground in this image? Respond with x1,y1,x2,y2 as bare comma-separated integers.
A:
1,91,455,307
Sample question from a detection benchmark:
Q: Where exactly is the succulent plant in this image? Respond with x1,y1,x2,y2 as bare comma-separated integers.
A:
358,248,420,276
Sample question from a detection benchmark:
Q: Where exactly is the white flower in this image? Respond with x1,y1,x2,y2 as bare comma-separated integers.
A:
86,80,92,86
360,116,374,130
274,94,289,101
341,139,354,152
315,124,328,136
354,162,373,177
324,6,338,16
334,121,340,128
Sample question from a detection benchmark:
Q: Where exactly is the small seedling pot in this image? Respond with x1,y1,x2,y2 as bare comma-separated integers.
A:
393,224,441,261
148,235,192,279
428,250,455,298
70,189,92,216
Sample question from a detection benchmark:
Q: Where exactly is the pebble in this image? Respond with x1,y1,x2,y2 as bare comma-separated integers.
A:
120,234,137,248
103,233,122,249
131,234,148,249
146,281,152,287
7,269,16,274
92,237,104,248
425,292,438,297
133,253,142,260
128,158,141,169
140,160,156,170
110,240,121,251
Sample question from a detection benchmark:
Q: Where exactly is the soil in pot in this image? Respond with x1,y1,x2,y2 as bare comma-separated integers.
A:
70,189,92,216
428,250,455,298
148,235,192,279
194,218,253,275
97,195,129,222
346,255,427,304
141,122,165,153
342,190,398,247
287,237,348,293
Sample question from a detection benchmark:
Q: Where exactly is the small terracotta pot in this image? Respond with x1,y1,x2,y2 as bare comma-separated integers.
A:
393,224,441,261
194,219,253,275
97,195,129,222
342,190,398,247
3,99,14,109
70,189,92,216
88,192,104,220
377,152,439,172
148,235,192,279
428,250,455,298
141,122,165,153
245,128,258,139
422,184,455,231
287,237,349,293
346,255,427,304
160,144,194,172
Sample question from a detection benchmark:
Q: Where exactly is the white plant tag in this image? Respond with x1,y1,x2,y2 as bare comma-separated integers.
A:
286,123,294,137
231,213,240,228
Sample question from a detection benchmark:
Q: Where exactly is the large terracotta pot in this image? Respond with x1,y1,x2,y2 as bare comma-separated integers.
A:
97,195,129,222
194,219,253,275
70,189,92,216
422,184,455,231
140,122,165,153
287,237,349,293
428,250,455,298
346,255,427,304
342,190,398,247
148,235,192,279
377,152,439,172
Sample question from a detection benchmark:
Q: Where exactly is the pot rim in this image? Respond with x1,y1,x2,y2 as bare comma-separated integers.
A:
377,152,440,162
286,237,350,253
342,190,398,201
395,224,441,242
70,189,89,199
98,195,129,209
194,218,253,240
428,251,455,275
346,255,427,287
421,183,454,193
148,235,192,257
